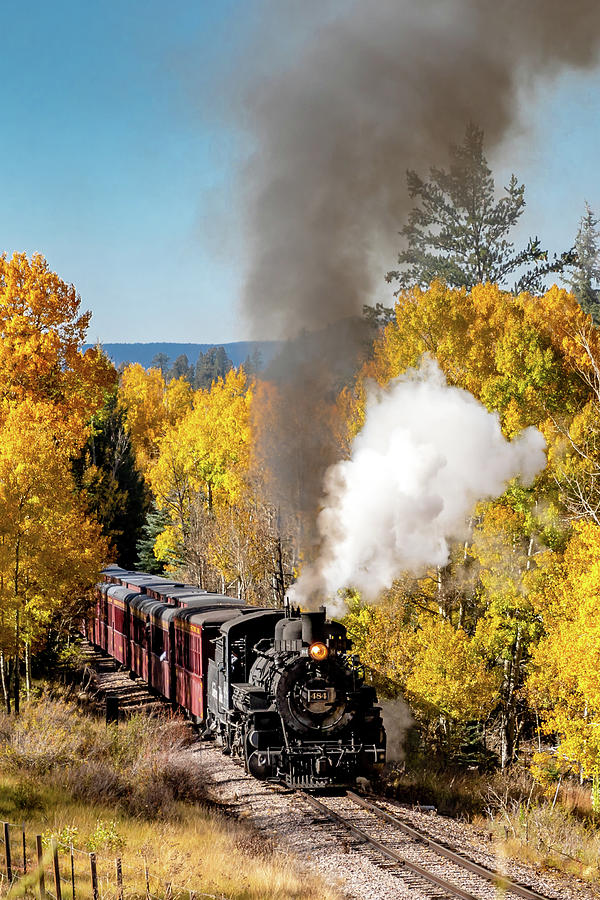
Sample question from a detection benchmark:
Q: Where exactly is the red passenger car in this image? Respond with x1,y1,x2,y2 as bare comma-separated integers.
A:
146,600,173,697
89,569,262,728
93,582,111,650
172,607,243,721
106,586,137,666
129,595,151,682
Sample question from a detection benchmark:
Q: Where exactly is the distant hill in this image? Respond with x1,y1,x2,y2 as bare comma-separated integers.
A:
83,341,282,370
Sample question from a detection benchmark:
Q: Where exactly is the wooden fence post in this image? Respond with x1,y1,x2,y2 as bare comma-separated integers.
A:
36,835,45,900
90,853,98,900
70,844,76,900
144,859,150,900
4,822,12,882
52,840,62,900
22,823,26,875
116,857,123,900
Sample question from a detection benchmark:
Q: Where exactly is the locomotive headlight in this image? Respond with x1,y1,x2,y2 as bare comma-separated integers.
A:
309,641,328,661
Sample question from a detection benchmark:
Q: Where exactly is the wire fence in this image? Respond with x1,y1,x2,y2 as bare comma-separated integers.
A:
0,822,230,900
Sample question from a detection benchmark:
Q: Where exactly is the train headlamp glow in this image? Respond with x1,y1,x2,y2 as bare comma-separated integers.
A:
309,641,328,661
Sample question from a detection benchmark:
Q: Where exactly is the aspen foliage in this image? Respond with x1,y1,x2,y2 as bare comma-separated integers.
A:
120,366,297,603
148,367,251,524
0,252,114,442
0,253,115,710
119,364,192,474
146,369,259,591
528,522,600,778
343,281,600,767
0,401,108,644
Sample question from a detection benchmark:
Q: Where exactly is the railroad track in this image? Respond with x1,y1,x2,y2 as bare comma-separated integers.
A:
299,790,552,900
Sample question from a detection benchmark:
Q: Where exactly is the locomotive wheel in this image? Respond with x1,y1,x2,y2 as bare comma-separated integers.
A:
242,723,270,779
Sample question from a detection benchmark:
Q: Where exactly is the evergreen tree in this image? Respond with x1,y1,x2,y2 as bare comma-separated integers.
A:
214,346,232,378
73,391,149,568
194,346,233,389
249,347,263,373
386,123,573,295
136,504,169,574
168,353,192,383
565,202,600,324
151,352,170,376
362,302,395,328
242,348,264,375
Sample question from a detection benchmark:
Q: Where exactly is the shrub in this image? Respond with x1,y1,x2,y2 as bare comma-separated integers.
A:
0,697,200,819
86,820,126,854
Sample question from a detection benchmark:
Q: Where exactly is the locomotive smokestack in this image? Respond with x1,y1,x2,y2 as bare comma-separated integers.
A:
301,610,326,645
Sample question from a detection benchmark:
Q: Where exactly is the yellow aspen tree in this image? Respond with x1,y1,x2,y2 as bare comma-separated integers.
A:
359,282,583,437
148,368,252,571
528,522,600,778
344,596,497,756
405,616,499,726
0,400,108,712
0,252,118,709
0,251,115,444
119,365,192,473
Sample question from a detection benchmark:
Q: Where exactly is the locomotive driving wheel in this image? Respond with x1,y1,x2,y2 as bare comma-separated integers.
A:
242,722,270,779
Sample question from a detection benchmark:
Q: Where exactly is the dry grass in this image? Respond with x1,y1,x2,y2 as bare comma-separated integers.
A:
0,697,205,819
0,696,340,900
477,795,600,881
385,760,600,882
1,793,336,900
382,761,538,818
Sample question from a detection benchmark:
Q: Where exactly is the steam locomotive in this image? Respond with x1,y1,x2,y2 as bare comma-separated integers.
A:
88,567,386,789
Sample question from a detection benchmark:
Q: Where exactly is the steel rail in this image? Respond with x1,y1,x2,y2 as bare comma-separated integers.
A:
346,791,550,900
300,792,482,900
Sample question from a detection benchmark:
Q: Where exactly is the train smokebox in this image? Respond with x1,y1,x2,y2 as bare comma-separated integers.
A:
301,608,326,645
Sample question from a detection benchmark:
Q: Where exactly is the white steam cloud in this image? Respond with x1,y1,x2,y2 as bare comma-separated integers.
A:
290,357,547,607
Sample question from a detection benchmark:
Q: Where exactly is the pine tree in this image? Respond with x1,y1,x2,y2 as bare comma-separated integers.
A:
151,352,170,376
242,348,263,375
136,505,169,574
168,353,192,384
250,347,263,373
214,346,233,379
73,391,149,568
386,123,573,294
565,202,600,324
194,347,233,389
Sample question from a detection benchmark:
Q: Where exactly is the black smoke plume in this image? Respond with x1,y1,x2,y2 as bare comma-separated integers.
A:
241,0,600,545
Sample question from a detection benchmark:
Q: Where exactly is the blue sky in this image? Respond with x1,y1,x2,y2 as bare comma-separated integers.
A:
1,1,600,343
0,0,249,343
